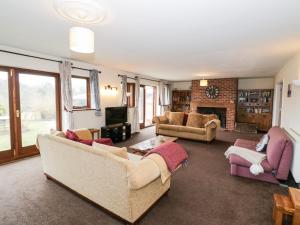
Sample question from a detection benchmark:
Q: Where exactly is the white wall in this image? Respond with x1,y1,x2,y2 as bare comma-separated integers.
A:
238,78,274,90
0,45,159,130
274,53,300,135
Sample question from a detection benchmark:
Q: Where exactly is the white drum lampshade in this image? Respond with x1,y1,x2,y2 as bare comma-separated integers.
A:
200,79,208,87
69,27,94,53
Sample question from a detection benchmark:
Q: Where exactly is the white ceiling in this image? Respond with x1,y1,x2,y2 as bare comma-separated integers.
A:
1,0,300,80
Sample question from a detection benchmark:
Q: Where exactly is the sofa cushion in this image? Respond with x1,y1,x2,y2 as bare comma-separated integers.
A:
73,129,92,140
159,115,169,124
50,129,66,138
186,113,203,128
266,127,292,169
168,112,184,125
202,114,218,124
234,139,258,151
79,139,94,146
159,124,181,132
66,130,80,141
179,126,206,135
92,142,128,159
229,153,273,172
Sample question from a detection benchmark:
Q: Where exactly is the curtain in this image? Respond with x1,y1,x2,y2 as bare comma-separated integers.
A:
90,69,101,116
159,81,171,114
121,75,128,106
59,60,74,129
132,76,140,133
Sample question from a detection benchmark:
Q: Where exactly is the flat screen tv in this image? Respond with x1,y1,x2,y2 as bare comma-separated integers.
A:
105,106,128,126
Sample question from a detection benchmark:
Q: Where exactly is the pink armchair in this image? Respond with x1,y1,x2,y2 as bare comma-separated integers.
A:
229,127,293,184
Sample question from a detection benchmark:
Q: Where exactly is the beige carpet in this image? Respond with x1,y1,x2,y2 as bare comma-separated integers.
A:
0,127,287,225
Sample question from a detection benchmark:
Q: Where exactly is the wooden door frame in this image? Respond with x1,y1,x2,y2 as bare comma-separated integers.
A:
140,85,157,129
0,68,15,162
0,66,61,164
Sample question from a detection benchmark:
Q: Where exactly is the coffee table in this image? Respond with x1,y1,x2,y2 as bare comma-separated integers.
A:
130,135,178,155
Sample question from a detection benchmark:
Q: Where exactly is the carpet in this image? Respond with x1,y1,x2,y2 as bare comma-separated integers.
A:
0,127,288,225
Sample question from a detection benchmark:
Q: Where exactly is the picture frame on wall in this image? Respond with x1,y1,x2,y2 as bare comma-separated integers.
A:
287,84,292,97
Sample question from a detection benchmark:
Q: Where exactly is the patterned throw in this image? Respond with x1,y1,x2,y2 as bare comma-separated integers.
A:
143,142,188,173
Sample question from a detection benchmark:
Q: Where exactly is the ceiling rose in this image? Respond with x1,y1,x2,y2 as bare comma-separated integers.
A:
53,0,106,24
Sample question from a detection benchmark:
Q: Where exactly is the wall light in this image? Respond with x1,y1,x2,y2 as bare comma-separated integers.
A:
103,85,118,96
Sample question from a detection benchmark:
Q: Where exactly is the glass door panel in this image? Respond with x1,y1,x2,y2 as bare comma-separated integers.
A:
0,71,12,155
139,86,145,127
145,86,154,126
18,73,57,149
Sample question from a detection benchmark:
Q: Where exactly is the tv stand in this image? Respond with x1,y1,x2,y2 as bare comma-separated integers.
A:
101,123,131,143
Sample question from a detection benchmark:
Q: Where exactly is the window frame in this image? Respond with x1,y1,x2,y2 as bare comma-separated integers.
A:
71,75,91,110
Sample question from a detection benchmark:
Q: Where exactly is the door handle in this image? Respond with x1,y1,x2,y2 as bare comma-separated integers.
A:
16,110,20,118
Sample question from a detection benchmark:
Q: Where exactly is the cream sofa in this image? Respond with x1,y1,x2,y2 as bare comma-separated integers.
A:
153,111,220,142
37,133,170,224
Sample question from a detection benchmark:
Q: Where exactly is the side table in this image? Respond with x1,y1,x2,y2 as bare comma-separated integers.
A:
89,128,100,140
289,187,300,225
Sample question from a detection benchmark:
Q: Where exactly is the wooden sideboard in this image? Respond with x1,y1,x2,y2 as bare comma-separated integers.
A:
236,89,273,132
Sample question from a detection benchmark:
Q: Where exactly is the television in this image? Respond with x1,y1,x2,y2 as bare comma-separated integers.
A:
105,106,128,126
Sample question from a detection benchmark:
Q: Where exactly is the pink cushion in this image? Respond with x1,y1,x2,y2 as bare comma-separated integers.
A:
266,127,292,169
78,139,93,146
234,139,258,151
232,138,273,172
229,154,273,172
66,130,79,141
94,138,113,146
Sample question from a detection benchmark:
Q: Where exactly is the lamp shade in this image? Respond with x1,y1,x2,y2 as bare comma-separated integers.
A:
69,27,94,53
200,79,208,87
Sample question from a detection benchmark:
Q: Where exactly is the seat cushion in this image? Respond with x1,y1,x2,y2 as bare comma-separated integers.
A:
179,126,206,135
92,142,128,159
168,112,184,125
234,139,258,151
186,113,204,128
229,152,273,172
159,124,182,132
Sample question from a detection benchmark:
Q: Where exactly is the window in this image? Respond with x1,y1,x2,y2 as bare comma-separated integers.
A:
72,76,91,109
127,83,135,107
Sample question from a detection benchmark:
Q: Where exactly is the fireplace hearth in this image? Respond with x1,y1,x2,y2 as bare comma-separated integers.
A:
197,107,227,128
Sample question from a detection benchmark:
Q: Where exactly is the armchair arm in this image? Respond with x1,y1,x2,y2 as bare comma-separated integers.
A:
127,159,160,190
204,119,220,142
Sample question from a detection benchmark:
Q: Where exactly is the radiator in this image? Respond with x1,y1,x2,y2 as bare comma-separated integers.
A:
285,128,300,185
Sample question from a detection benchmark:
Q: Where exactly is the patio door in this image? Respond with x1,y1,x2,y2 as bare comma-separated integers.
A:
139,85,157,128
0,69,14,161
0,67,61,163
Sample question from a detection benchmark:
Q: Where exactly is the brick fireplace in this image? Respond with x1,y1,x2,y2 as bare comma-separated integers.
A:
191,78,238,131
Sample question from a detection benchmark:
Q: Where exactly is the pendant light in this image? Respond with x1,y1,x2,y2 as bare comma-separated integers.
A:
53,0,106,54
69,27,94,53
200,76,208,87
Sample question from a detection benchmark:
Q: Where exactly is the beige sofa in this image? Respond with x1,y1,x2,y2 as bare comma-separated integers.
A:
37,132,170,224
153,111,220,142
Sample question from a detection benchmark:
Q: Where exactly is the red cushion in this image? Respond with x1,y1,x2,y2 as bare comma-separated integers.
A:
78,139,93,146
66,130,79,141
183,113,189,126
94,138,113,146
